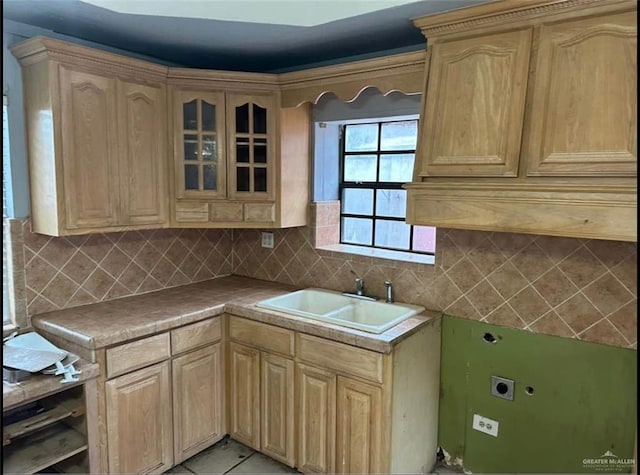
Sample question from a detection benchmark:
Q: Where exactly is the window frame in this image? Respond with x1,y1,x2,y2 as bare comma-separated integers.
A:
338,118,433,256
3,95,16,330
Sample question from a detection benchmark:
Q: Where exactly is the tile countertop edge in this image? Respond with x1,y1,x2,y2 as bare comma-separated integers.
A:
225,303,440,353
29,320,95,348
3,358,100,411
90,305,227,349
29,276,441,354
31,305,227,350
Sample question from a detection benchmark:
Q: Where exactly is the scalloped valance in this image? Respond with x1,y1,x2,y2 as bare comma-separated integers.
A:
277,50,426,108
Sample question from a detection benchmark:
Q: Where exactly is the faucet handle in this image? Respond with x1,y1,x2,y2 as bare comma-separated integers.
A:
384,281,394,303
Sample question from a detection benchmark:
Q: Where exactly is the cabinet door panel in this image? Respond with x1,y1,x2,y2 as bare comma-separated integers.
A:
336,377,382,474
59,66,119,229
105,361,172,474
297,364,336,474
118,80,167,225
226,93,276,201
173,343,223,463
173,90,226,199
228,342,260,450
261,353,295,466
418,29,531,177
524,11,637,176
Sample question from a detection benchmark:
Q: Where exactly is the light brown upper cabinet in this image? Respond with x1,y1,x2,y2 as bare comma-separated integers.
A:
11,37,168,236
407,0,637,242
168,70,310,229
522,11,637,177
173,90,227,201
417,28,531,177
226,93,277,202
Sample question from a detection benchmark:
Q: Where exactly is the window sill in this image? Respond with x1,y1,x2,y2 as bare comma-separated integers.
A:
317,243,434,265
3,323,19,338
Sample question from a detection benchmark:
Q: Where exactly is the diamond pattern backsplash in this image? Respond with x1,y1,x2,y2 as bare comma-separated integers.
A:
15,220,232,320
9,213,636,350
233,218,637,349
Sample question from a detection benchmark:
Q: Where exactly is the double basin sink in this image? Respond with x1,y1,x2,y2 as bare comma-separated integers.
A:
256,288,424,334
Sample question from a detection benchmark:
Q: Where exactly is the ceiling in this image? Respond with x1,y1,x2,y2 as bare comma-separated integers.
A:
3,0,488,73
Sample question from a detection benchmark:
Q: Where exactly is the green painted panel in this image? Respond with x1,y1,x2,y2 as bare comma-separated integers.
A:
440,316,637,473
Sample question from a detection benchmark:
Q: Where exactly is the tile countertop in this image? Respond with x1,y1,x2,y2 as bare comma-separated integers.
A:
3,358,100,411
31,275,440,354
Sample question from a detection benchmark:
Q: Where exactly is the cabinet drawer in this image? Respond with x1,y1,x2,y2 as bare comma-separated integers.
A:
175,202,208,223
210,203,243,222
244,203,275,222
106,333,170,378
228,317,294,356
171,317,222,355
297,334,383,384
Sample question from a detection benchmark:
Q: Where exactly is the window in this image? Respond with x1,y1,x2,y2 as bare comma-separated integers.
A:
339,118,435,255
3,95,13,326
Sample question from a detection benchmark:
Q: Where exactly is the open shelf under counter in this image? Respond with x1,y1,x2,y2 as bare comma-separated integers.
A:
3,421,88,474
2,357,101,474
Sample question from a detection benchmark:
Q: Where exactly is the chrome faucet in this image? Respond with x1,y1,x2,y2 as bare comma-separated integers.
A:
355,278,365,296
384,281,394,303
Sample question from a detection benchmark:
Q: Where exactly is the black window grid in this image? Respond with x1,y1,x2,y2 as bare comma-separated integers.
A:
338,119,433,255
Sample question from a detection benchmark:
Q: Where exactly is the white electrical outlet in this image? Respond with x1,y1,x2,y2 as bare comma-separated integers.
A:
261,232,274,249
472,414,499,437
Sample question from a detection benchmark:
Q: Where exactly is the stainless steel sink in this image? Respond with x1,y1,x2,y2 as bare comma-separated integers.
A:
256,288,424,334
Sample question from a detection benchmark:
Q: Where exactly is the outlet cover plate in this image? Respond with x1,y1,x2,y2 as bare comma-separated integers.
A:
261,232,274,249
491,375,515,401
472,414,499,437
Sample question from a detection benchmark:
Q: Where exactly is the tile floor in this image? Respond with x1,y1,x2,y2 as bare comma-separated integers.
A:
168,438,300,474
168,437,462,474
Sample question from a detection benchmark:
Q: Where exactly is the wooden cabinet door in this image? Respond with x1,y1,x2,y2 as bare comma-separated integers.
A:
417,28,531,177
336,377,382,474
118,79,167,225
105,361,173,474
297,363,336,474
172,343,223,464
173,90,227,200
226,92,276,202
59,66,119,229
261,352,295,466
228,342,260,450
523,11,637,177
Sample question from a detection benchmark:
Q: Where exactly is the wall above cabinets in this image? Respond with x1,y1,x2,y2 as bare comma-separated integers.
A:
406,0,637,242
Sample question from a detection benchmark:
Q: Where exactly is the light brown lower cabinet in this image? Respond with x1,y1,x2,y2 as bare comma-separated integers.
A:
101,317,224,474
228,341,295,466
296,365,383,474
297,364,336,474
81,313,439,474
173,343,224,464
336,377,382,474
105,361,173,474
227,314,441,474
261,352,295,466
228,342,261,450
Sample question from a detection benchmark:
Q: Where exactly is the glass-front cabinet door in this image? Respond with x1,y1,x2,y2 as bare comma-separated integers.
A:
226,93,276,200
174,90,226,199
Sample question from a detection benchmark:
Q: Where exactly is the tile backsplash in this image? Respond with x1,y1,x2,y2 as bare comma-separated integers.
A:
8,219,232,325
233,205,637,349
8,213,636,350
